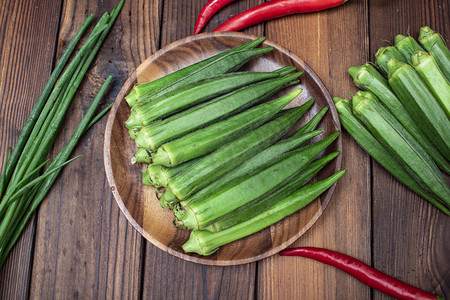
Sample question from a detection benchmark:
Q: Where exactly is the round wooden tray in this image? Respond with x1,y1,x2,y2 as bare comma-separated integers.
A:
103,32,342,266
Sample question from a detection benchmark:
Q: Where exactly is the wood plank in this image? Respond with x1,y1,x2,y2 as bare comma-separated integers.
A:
141,1,264,299
27,0,160,298
258,1,372,299
0,0,62,298
369,1,450,299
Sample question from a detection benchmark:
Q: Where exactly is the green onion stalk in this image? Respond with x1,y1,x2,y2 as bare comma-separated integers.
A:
0,0,123,268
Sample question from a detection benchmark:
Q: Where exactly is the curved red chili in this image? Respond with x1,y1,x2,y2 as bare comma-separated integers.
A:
279,247,442,300
213,0,347,32
195,0,238,34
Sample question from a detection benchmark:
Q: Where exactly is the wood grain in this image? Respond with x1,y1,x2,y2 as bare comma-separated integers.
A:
0,0,449,299
0,0,62,298
27,0,157,298
258,0,372,299
369,1,450,299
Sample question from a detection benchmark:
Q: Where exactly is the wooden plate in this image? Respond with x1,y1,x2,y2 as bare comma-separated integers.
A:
104,32,342,266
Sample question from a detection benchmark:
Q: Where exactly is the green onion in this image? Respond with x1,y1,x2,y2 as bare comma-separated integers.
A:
0,0,122,267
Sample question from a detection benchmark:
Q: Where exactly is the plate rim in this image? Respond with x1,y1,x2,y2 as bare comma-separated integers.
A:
103,31,342,266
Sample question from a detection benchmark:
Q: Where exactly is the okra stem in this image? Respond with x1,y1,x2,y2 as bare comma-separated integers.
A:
394,34,425,62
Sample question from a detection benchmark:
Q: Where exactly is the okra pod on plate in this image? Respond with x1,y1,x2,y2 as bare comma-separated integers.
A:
125,37,266,105
375,46,407,76
167,96,312,201
174,129,323,208
394,34,425,62
202,151,340,232
387,59,450,159
151,88,303,168
126,69,284,129
419,26,450,81
132,47,275,108
175,131,340,230
333,96,448,215
181,170,346,256
411,50,450,118
352,93,450,210
349,63,450,174
133,71,303,151
161,108,327,206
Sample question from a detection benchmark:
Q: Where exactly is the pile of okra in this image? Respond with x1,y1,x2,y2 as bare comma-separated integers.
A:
124,37,345,256
334,26,450,215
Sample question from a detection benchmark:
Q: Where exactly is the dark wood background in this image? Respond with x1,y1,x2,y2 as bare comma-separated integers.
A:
0,0,448,299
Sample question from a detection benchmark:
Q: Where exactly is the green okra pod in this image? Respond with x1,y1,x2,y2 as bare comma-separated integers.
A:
178,129,323,207
126,37,266,105
167,96,312,200
419,26,450,81
133,71,303,151
161,108,326,207
349,63,450,174
126,70,282,129
411,50,450,118
175,131,340,230
132,47,274,108
203,151,340,232
352,93,450,211
387,59,450,159
151,89,303,168
334,96,449,215
181,170,346,256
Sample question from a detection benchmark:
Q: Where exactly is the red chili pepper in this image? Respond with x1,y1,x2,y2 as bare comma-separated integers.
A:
280,247,442,300
195,0,238,34
213,0,347,32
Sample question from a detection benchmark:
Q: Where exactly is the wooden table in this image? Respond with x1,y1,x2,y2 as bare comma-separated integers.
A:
0,0,448,299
